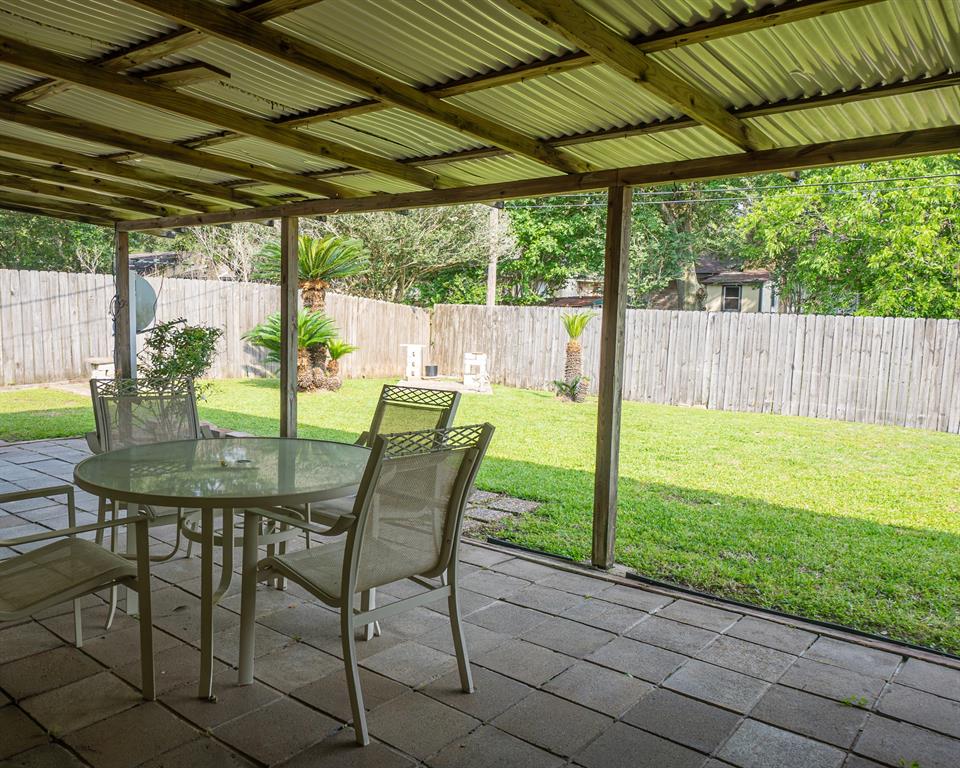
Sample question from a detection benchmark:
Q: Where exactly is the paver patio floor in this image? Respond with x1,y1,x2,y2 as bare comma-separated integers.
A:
2,438,959,767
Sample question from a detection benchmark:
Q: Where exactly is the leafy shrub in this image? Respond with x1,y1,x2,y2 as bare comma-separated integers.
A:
138,318,223,396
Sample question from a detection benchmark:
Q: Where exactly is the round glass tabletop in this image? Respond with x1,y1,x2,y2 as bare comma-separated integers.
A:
74,437,370,508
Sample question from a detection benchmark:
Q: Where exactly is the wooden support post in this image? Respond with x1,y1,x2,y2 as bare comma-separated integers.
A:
592,185,632,569
113,227,133,379
486,202,501,307
279,216,298,437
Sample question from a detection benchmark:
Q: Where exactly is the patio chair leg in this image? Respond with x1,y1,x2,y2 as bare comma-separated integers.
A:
238,511,260,686
73,598,83,648
95,497,108,545
341,607,369,746
448,576,474,693
106,502,119,630
358,590,381,640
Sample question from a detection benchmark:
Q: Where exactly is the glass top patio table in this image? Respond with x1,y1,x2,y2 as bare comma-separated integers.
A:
74,437,370,508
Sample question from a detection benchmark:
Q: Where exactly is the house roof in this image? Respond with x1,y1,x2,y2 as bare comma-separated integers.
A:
0,0,956,228
702,269,773,285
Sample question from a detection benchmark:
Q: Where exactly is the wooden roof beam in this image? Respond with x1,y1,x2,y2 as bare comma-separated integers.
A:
0,189,134,222
122,0,598,175
0,201,114,226
140,62,231,89
0,172,185,217
118,125,960,231
0,101,316,205
6,0,324,104
0,35,440,192
505,0,773,152
0,135,267,210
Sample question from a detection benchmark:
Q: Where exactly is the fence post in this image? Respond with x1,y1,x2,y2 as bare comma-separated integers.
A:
592,185,632,569
279,217,298,438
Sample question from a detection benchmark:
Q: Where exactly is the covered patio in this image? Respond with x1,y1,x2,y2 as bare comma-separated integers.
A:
1,0,959,765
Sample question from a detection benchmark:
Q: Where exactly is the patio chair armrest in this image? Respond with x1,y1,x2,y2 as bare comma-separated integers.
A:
355,432,370,447
0,484,74,508
84,431,102,454
0,511,148,547
252,506,356,538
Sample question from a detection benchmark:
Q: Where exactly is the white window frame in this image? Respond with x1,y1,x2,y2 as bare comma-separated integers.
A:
722,284,741,312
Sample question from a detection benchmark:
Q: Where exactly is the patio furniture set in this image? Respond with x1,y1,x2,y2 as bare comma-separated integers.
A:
0,381,492,746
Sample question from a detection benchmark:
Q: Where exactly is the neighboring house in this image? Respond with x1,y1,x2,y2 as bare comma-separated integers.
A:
649,256,777,313
546,276,603,308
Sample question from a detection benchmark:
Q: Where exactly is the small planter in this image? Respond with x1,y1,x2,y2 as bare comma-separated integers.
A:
424,364,439,378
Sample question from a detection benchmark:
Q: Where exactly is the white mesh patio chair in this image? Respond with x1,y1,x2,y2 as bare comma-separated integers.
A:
0,484,155,699
239,422,494,746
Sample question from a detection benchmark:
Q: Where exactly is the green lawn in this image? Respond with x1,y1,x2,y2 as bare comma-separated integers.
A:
3,378,960,654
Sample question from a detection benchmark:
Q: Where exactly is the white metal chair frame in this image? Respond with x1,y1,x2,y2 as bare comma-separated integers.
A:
0,484,155,700
238,423,494,746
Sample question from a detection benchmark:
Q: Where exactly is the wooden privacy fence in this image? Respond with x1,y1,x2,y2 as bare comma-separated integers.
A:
0,269,430,385
431,305,960,433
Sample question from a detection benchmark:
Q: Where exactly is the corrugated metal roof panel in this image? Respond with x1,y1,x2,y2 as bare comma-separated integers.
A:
201,136,346,174
0,120,119,156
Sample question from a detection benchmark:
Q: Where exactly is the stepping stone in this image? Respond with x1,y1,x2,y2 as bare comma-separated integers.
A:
467,507,512,523
488,497,540,514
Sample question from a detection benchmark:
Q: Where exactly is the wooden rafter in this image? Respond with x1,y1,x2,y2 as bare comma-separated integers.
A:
0,136,263,210
6,0,324,104
139,62,231,89
117,125,960,231
0,201,113,226
504,0,773,152
0,100,339,203
0,172,182,217
0,35,440,192
226,71,960,187
121,0,598,175
0,189,134,222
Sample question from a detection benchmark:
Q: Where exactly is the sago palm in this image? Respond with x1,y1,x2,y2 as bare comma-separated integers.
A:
560,311,596,402
325,339,358,377
243,310,338,390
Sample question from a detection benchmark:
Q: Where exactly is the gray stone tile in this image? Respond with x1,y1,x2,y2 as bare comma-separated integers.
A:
576,721,707,768
64,701,198,768
596,584,673,612
842,757,887,768
429,725,563,768
877,683,960,739
475,639,574,686
487,497,540,514
116,642,229,696
562,599,647,634
493,690,612,757
140,738,255,768
252,641,342,692
367,692,480,760
537,570,611,597
627,615,719,655
586,637,686,684
426,588,496,618
80,624,181,669
697,636,797,682
544,660,653,716
0,706,48,759
658,600,741,632
0,622,64,664
21,671,139,734
624,687,741,753
780,658,887,706
894,657,960,702
726,617,816,656
418,621,511,657
752,685,869,748
855,716,960,768
291,667,407,723
0,646,101,700
423,666,533,722
718,719,845,768
469,490,500,505
804,637,901,679
664,660,770,713
466,601,550,635
506,585,583,615
361,641,457,687
163,669,280,729
213,622,294,667
214,697,339,766
462,569,531,599
1,743,88,767
459,546,514,568
491,558,561,582
279,729,416,768
258,602,342,648
521,616,616,658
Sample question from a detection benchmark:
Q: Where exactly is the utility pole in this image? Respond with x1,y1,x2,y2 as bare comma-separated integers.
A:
486,202,503,307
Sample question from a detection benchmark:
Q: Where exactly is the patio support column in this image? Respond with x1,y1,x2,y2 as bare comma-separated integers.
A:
592,184,632,569
113,226,133,379
279,216,298,437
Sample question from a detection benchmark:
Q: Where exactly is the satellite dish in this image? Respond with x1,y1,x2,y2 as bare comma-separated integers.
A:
133,274,157,333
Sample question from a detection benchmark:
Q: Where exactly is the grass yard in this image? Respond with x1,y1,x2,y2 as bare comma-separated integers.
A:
3,378,959,654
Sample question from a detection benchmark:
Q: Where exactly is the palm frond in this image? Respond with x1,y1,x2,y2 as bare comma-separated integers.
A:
326,339,359,360
560,311,597,340
252,235,367,284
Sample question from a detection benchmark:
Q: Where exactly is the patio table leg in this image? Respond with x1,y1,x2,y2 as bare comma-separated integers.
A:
238,510,259,685
125,502,139,617
199,507,216,701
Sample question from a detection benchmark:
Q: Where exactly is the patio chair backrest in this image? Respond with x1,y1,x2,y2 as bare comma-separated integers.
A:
344,423,493,594
361,385,460,448
90,378,202,452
